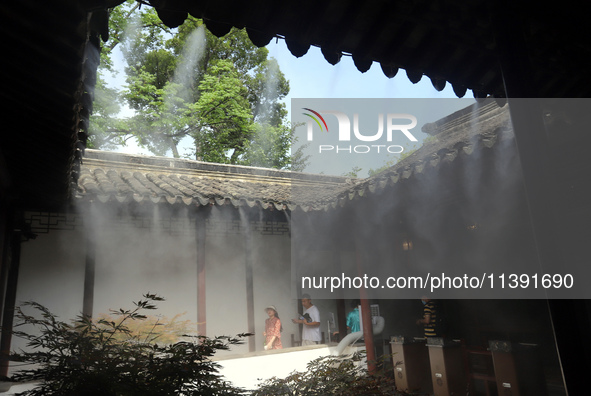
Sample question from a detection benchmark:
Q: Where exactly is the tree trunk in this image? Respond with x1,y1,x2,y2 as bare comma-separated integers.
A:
169,136,180,158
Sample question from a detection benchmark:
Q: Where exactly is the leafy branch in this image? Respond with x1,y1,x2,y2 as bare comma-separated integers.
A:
252,352,398,396
10,293,248,396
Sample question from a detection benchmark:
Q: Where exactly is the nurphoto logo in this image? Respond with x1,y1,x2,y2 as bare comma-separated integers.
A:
301,108,418,154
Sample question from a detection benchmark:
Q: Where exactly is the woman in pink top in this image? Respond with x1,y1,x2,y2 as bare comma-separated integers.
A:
263,305,283,350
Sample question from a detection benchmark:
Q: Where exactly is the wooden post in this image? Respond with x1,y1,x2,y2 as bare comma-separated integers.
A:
330,219,346,342
0,205,10,328
0,227,20,377
0,155,9,326
196,210,207,336
356,248,376,374
82,225,96,318
336,299,346,342
244,211,255,352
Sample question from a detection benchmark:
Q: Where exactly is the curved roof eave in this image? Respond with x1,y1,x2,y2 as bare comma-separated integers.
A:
76,101,511,213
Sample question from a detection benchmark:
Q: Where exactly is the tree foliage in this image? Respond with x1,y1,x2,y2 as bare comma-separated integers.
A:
251,352,398,396
9,294,401,395
10,294,247,396
89,1,306,170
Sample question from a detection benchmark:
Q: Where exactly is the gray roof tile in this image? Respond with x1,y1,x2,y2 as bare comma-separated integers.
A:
77,150,356,210
77,101,511,211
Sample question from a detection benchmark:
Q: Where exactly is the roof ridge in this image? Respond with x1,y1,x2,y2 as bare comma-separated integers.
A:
421,100,504,136
83,149,354,184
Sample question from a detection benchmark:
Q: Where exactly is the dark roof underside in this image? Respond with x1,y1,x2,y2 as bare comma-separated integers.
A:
2,0,590,212
145,0,591,99
0,1,107,211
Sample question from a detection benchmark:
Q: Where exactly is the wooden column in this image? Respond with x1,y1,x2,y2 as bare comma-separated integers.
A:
244,214,255,352
328,218,346,341
0,205,10,327
0,154,9,324
336,299,346,342
196,210,207,336
0,227,20,377
356,247,376,374
292,214,304,345
82,227,96,318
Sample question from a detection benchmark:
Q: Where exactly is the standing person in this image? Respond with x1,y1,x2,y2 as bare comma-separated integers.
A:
416,297,442,338
292,294,321,345
346,299,361,333
263,305,283,350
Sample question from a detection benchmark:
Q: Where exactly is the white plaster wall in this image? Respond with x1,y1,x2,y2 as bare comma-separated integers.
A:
93,221,199,324
13,209,322,361
17,228,86,312
204,232,249,355
17,212,295,336
15,227,86,342
12,224,87,378
10,209,357,393
90,217,294,357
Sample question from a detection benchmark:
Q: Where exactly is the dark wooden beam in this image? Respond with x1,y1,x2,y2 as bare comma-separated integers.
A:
0,205,10,329
356,248,376,374
82,229,96,318
196,211,207,337
0,227,20,377
243,211,256,352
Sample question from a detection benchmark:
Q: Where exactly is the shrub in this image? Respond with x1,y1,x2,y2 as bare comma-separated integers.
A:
10,293,247,396
251,352,398,395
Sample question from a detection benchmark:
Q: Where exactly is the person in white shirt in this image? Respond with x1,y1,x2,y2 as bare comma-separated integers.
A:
292,294,321,345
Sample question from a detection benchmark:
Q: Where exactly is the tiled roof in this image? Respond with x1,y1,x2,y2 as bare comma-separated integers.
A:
361,101,513,186
4,0,588,215
77,101,511,212
77,151,359,211
316,100,514,208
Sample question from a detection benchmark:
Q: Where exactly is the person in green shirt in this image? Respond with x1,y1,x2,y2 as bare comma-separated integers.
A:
346,299,361,333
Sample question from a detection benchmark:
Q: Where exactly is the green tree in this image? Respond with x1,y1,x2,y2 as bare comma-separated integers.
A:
87,1,146,150
87,77,126,149
342,166,363,178
89,1,305,170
